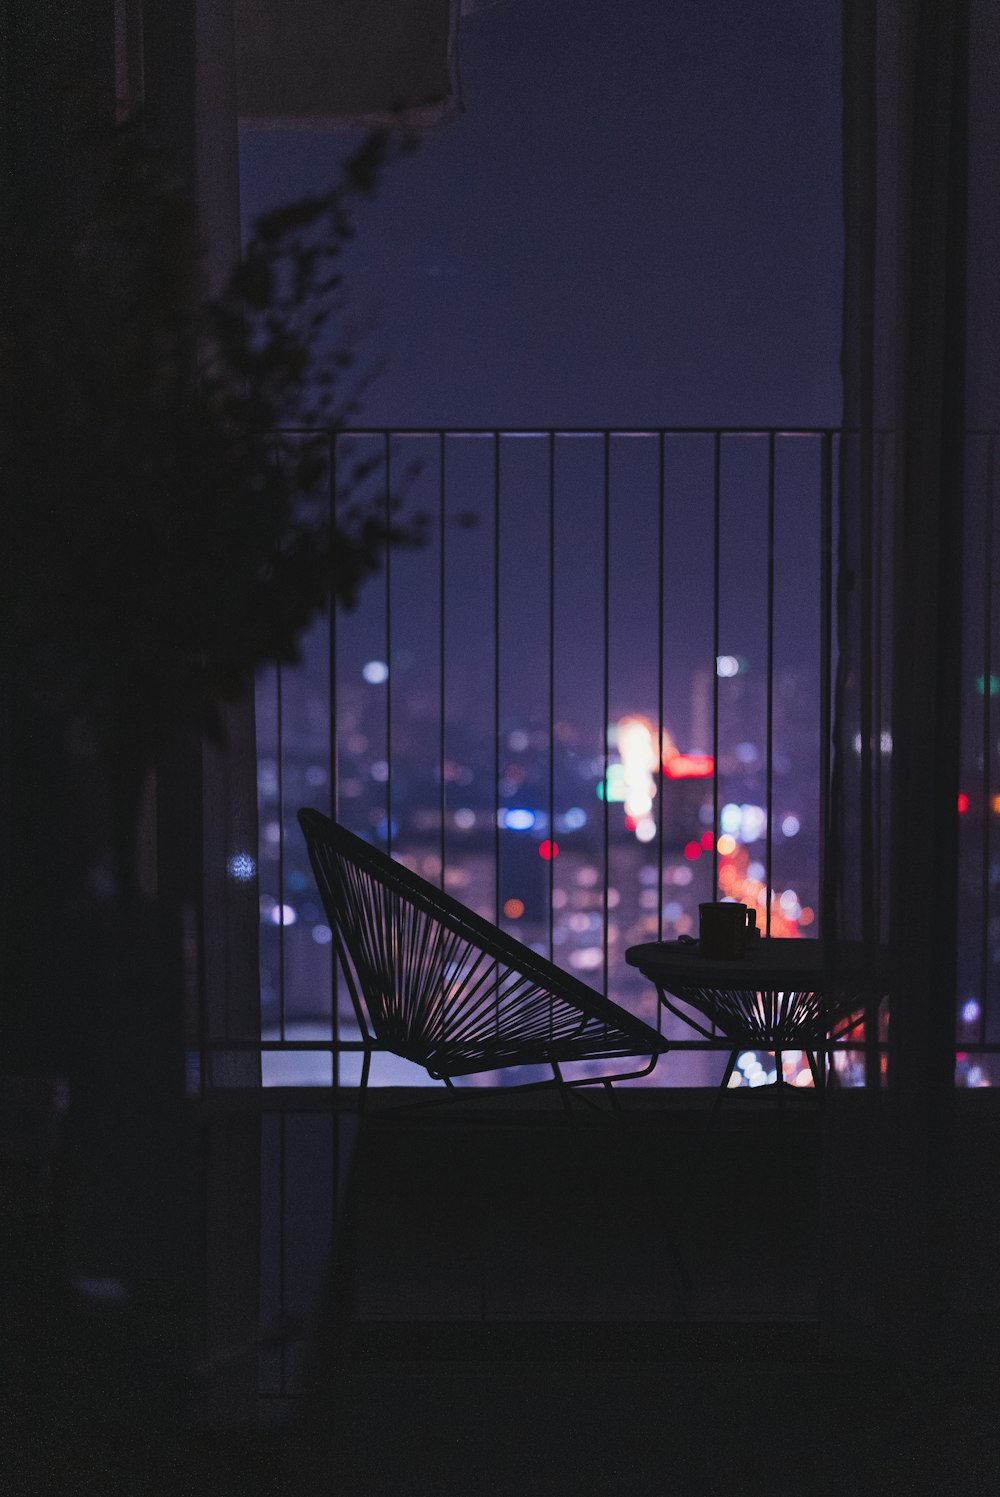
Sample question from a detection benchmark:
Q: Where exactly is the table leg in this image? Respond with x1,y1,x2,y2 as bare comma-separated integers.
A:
806,1046,825,1102
677,1047,739,1226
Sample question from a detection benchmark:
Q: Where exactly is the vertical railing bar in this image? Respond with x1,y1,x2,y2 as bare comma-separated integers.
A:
603,432,611,1001
277,661,285,1042
982,434,995,1051
271,435,287,1050
384,432,392,858
712,433,721,904
873,432,885,942
328,432,339,1086
657,432,666,949
494,433,501,1039
279,1109,286,1397
819,433,833,943
548,431,556,965
439,432,447,893
765,431,775,938
494,431,501,927
862,419,874,1089
859,419,877,1090
710,434,721,1041
439,433,448,1055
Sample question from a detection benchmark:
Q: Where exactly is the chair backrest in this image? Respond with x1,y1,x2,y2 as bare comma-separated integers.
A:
298,809,669,1079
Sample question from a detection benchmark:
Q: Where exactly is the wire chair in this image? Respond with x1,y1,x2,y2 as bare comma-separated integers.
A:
298,809,669,1100
298,810,687,1302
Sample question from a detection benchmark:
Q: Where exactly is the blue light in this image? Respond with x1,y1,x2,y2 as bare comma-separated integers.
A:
362,660,389,685
720,803,742,835
560,807,587,831
504,808,536,831
227,852,257,882
962,999,981,1025
375,818,399,843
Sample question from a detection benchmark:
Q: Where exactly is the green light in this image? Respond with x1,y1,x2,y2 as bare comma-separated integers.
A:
597,764,626,803
975,673,1000,697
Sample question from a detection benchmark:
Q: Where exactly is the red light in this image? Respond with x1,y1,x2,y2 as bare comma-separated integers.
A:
683,840,702,861
957,792,970,814
624,814,638,831
700,830,714,850
539,840,559,860
664,754,715,780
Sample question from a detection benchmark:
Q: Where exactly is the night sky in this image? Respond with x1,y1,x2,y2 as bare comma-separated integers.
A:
239,0,843,430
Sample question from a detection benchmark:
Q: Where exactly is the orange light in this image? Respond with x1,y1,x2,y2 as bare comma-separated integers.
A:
798,906,815,926
717,834,737,856
503,897,525,919
992,795,1000,815
538,840,559,860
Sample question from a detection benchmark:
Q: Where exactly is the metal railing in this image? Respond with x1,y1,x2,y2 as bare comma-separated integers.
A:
248,427,842,1088
199,425,998,1089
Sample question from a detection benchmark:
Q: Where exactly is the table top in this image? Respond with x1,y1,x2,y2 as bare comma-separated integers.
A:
627,936,891,988
625,937,828,989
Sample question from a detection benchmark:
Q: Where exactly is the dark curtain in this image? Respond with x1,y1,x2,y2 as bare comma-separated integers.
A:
828,0,998,1333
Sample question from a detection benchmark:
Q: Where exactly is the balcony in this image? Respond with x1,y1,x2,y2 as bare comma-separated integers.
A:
201,425,1000,1096
186,421,1000,1427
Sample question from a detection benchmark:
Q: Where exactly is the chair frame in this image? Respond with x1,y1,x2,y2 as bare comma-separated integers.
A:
298,810,670,1104
299,810,687,1299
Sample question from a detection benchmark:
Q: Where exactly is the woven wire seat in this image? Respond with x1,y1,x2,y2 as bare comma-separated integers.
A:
298,810,670,1091
654,978,864,1050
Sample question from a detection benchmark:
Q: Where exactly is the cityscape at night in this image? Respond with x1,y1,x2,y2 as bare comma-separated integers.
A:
256,620,836,1089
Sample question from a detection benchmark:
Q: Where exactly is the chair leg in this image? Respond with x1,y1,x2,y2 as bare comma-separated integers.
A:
709,1048,739,1133
357,1048,372,1115
805,1046,826,1107
551,1062,607,1227
552,1063,587,1154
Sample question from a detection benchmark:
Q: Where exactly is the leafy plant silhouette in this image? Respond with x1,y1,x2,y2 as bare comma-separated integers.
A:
2,121,424,889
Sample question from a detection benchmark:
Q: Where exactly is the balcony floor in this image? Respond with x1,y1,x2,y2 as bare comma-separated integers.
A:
9,1089,999,1494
